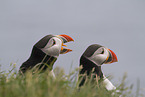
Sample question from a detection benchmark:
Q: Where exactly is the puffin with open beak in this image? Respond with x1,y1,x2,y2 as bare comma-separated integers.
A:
19,34,74,74
79,44,118,91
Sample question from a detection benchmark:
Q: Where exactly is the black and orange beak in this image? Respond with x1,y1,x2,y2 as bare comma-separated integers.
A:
104,49,118,64
56,34,74,54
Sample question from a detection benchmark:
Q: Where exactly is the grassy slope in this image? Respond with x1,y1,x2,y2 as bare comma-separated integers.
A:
0,65,143,97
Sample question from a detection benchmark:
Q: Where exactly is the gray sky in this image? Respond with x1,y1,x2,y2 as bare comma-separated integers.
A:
0,0,145,94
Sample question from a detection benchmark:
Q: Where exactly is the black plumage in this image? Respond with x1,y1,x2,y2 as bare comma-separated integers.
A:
79,55,103,87
19,35,57,74
19,46,57,73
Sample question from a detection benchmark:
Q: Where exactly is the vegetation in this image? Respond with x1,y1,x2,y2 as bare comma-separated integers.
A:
0,64,144,97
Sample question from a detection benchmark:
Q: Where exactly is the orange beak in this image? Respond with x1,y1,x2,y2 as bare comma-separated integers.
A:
57,34,74,43
105,49,118,64
56,34,74,54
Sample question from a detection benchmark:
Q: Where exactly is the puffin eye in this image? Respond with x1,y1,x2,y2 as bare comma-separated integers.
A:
100,49,104,54
52,39,56,45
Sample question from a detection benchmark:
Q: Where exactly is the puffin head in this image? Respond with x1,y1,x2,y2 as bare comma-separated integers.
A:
34,34,74,58
82,44,118,66
19,34,74,74
79,44,118,87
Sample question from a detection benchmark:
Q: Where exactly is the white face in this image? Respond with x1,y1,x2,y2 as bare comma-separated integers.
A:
41,37,62,57
88,47,109,66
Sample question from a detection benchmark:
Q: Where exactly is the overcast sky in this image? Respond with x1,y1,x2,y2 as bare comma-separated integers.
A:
0,0,145,94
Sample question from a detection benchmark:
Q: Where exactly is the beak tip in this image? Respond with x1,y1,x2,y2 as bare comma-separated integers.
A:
60,49,72,54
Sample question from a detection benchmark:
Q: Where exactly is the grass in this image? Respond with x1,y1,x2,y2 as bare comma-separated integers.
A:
0,64,144,97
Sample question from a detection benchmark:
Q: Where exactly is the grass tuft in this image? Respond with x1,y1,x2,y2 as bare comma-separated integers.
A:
0,64,144,97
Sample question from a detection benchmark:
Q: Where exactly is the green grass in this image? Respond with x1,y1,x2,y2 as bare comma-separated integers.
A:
0,64,144,97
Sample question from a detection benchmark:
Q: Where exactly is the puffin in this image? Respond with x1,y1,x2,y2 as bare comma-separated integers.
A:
79,44,118,91
19,34,74,74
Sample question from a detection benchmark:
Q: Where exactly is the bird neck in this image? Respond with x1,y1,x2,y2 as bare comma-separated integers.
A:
22,46,57,71
79,56,104,87
80,55,103,78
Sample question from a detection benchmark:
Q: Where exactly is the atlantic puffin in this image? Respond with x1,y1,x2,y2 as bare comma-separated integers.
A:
79,44,118,91
19,34,74,74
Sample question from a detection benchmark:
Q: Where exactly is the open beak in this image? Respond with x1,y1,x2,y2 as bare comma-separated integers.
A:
56,34,74,54
104,49,118,64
